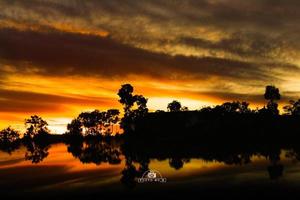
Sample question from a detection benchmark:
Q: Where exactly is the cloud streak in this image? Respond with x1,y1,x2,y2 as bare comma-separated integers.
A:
0,0,300,131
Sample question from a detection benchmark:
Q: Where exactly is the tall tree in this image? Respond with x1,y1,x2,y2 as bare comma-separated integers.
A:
117,84,148,132
264,85,281,115
118,84,135,114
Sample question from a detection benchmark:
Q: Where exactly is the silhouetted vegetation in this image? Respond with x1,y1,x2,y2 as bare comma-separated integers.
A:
283,99,300,116
264,85,281,115
24,140,50,164
24,115,50,139
66,109,120,137
2,84,299,142
118,84,148,133
0,127,20,143
3,83,300,192
0,127,20,154
167,100,182,112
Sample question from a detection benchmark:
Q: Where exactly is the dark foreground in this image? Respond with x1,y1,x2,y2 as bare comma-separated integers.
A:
1,135,300,199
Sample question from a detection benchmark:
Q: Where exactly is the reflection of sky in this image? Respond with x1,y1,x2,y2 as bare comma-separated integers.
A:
1,144,300,195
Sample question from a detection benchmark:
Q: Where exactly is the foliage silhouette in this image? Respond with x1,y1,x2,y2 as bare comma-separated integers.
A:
118,84,148,133
0,127,20,154
283,99,300,116
66,109,120,137
167,100,182,112
264,85,281,115
0,127,20,143
3,83,300,189
24,115,50,139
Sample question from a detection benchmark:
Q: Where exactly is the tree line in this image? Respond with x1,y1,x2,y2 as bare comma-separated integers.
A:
1,84,300,145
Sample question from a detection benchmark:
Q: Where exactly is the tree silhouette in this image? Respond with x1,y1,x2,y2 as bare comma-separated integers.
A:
0,127,20,143
283,99,300,116
118,84,148,132
181,106,189,111
0,127,20,154
214,101,251,114
67,109,120,136
167,100,182,112
264,85,280,115
78,110,103,135
25,115,49,138
102,109,120,135
66,118,83,137
118,84,135,114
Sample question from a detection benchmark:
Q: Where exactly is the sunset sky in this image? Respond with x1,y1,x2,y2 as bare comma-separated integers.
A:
1,0,300,133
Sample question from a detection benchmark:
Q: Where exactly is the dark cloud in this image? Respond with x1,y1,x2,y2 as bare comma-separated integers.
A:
0,89,113,113
180,32,287,60
0,27,295,84
0,0,299,104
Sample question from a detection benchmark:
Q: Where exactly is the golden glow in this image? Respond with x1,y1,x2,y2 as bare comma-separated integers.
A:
0,73,269,133
1,1,300,134
0,19,109,37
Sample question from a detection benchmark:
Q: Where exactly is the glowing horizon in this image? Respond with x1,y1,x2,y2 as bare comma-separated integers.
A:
1,0,300,133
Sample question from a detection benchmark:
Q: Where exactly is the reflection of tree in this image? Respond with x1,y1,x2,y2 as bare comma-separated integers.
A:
169,158,190,170
121,162,138,189
67,140,84,158
223,153,251,165
261,147,284,180
120,157,150,189
24,141,50,164
67,140,121,165
268,164,284,180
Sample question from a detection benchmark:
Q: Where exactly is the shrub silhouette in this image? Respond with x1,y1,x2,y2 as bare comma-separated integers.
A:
0,127,20,154
0,127,20,143
167,100,182,112
283,99,300,116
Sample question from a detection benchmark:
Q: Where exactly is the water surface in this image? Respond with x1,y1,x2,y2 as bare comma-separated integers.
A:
1,141,300,197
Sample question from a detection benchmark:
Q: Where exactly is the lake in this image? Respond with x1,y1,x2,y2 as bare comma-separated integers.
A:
1,140,300,198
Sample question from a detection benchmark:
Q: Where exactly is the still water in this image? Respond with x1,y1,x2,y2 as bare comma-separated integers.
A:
1,141,300,197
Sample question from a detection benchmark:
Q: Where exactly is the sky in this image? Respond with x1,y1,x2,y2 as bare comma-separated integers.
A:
1,0,300,133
